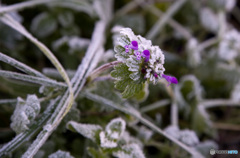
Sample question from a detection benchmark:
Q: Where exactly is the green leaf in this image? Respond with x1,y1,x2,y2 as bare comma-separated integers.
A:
121,80,143,98
111,63,144,98
87,147,109,158
133,83,149,102
30,12,57,38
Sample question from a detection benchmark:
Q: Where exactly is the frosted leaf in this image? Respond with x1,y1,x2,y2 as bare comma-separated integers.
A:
113,144,145,158
48,150,74,158
218,29,240,61
121,132,143,148
100,131,118,148
179,129,199,146
105,118,126,141
67,121,102,142
30,12,57,38
164,125,180,139
52,36,90,54
199,8,218,33
58,12,74,27
187,38,201,67
231,81,240,102
10,95,40,134
138,126,153,141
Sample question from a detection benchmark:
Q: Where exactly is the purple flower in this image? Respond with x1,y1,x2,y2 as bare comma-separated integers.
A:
124,45,129,53
129,41,138,50
135,51,142,60
142,50,150,62
154,73,158,78
162,74,178,86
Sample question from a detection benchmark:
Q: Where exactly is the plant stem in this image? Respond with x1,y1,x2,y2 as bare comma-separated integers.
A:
146,0,187,40
88,61,121,82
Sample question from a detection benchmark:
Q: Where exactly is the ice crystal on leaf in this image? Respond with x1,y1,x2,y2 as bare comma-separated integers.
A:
67,121,102,142
218,29,240,61
10,95,40,134
48,150,74,158
113,144,145,158
100,118,126,148
112,28,178,98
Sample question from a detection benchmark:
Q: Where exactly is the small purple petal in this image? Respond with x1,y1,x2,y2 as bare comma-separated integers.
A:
129,41,138,50
142,50,150,62
162,74,178,86
154,73,158,78
135,51,141,60
124,45,129,53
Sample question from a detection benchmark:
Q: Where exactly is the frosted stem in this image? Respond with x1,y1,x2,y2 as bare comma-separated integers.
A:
140,99,170,113
0,70,66,88
0,0,55,14
0,52,47,78
88,60,121,82
146,0,187,40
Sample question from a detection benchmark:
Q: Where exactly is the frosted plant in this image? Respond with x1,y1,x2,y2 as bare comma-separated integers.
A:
186,38,201,67
111,28,178,98
100,117,126,148
179,129,199,146
138,126,153,141
218,29,240,61
10,95,40,134
113,144,145,158
199,8,219,33
164,125,181,140
48,150,74,158
67,121,102,142
164,126,199,146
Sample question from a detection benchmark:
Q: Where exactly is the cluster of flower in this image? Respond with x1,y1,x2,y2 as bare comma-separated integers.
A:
115,28,177,85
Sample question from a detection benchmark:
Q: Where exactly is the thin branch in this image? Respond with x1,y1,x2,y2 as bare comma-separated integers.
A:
0,70,67,88
140,99,170,113
43,68,75,79
0,52,47,78
88,60,121,82
146,0,187,40
200,99,240,109
0,0,55,14
0,99,17,105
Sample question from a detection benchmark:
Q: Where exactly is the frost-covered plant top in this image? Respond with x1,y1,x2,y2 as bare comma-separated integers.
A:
111,28,178,98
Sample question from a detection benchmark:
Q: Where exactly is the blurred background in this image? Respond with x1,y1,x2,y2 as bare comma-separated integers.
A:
1,0,240,158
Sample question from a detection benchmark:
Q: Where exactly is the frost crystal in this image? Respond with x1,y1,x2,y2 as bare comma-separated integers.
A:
105,117,126,140
138,126,153,141
67,121,102,142
218,29,240,61
114,28,178,85
100,131,118,148
179,129,199,146
164,126,199,146
164,125,181,140
100,118,126,148
199,8,219,33
186,38,201,67
48,150,74,158
113,144,145,158
10,95,40,134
